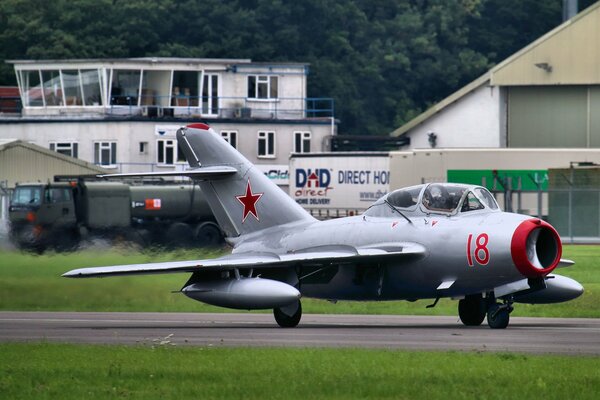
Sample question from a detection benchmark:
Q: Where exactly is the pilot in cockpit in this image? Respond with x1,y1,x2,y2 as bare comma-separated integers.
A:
422,184,465,213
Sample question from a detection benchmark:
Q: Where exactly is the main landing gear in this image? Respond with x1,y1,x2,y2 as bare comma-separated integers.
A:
458,293,513,329
274,300,302,328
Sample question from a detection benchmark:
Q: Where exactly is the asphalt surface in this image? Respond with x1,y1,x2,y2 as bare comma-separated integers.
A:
1,312,599,355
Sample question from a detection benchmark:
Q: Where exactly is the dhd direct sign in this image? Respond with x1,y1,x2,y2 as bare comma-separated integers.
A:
290,155,390,209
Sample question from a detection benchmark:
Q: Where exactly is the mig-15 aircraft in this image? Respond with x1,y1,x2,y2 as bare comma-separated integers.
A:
64,123,583,329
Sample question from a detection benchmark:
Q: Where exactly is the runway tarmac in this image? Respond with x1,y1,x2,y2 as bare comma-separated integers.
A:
1,312,599,355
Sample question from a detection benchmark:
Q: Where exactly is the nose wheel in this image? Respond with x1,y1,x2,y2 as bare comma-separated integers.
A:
458,294,513,329
486,301,513,329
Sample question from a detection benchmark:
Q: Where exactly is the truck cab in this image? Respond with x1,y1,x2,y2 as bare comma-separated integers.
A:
9,183,76,248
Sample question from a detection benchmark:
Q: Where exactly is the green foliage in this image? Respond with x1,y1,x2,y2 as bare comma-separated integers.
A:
0,0,583,134
1,343,600,399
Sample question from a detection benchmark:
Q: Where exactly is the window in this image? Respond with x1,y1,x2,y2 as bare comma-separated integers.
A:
422,184,466,213
157,139,176,164
461,192,485,213
11,186,42,206
19,69,103,108
49,142,78,158
387,186,422,209
247,75,278,99
41,70,62,106
475,188,499,210
44,187,71,204
80,69,103,106
62,70,84,106
94,141,117,166
171,71,199,107
221,131,238,149
23,70,44,107
258,131,275,158
202,73,219,115
139,142,148,154
294,131,311,153
110,69,141,105
157,139,186,164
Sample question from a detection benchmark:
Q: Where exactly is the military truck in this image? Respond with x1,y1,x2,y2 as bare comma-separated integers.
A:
8,177,223,250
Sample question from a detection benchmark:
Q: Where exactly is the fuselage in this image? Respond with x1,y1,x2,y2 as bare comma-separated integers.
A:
232,183,561,301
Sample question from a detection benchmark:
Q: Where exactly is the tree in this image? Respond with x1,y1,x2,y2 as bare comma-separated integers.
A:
0,0,584,135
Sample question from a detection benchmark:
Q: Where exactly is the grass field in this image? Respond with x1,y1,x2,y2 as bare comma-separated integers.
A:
1,343,599,399
0,245,598,317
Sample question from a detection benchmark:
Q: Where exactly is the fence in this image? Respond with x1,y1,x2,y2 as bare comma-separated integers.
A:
107,96,334,120
0,181,10,239
487,187,598,243
482,168,600,243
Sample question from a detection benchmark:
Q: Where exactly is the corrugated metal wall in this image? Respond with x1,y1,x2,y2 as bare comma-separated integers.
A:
0,143,104,187
508,86,600,147
591,87,600,146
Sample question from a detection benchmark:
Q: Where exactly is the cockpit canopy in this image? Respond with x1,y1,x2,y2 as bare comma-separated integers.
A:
365,183,499,218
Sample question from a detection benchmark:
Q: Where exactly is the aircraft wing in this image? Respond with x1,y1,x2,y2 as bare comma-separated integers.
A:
97,166,237,180
62,242,426,278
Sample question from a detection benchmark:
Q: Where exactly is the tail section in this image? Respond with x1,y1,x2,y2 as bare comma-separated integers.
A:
177,124,315,237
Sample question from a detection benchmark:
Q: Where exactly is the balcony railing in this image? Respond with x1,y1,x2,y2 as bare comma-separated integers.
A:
107,95,334,120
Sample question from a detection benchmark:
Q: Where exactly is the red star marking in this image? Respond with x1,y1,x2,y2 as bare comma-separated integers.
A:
235,180,263,223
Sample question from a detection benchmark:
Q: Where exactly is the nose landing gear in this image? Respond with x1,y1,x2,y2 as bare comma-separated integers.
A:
486,300,514,329
458,293,514,329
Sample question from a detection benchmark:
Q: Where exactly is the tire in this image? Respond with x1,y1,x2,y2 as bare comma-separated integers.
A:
165,222,194,247
274,300,302,328
53,228,80,252
487,303,510,329
458,294,486,326
195,222,223,247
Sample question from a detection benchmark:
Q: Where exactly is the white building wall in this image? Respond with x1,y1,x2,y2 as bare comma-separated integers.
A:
405,85,503,149
0,120,332,172
390,148,600,188
390,148,600,215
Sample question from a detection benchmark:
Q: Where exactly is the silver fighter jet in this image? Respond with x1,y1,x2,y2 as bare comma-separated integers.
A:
64,123,583,329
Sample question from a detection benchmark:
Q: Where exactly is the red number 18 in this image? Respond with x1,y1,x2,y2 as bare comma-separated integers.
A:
467,233,490,266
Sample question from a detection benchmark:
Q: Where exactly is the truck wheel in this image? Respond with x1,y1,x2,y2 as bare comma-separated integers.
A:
53,228,80,252
195,222,223,247
131,229,152,247
166,222,194,247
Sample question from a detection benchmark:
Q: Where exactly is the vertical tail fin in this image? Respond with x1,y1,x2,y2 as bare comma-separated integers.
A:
177,124,314,237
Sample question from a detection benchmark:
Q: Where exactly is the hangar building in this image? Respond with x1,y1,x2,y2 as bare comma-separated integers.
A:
391,2,600,150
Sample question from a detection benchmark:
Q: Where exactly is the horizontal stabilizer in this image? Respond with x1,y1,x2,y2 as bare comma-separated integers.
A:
98,166,237,180
62,242,426,278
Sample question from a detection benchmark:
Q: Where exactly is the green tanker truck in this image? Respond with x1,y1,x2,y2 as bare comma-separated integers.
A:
8,177,223,251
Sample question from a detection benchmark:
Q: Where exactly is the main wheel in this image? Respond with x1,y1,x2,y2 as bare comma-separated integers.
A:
487,303,510,329
274,300,302,328
458,294,486,326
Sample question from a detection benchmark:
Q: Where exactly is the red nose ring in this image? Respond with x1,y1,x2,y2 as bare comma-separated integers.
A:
511,219,561,278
